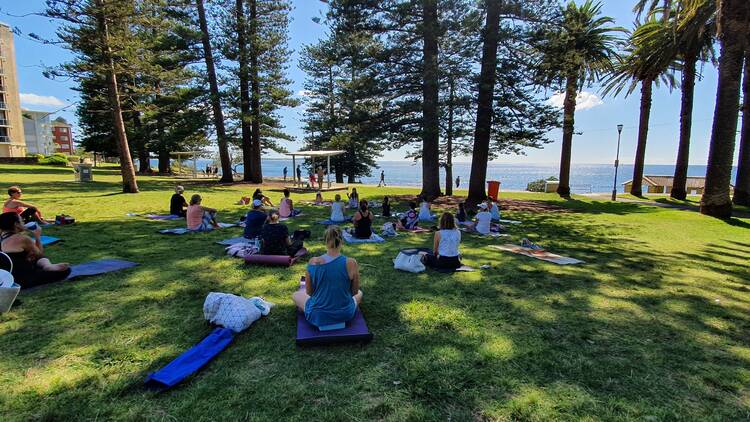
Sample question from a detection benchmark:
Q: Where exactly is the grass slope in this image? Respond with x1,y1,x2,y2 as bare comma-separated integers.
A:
0,164,748,421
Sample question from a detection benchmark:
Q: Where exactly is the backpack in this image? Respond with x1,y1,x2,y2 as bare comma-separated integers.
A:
381,222,397,237
55,215,75,225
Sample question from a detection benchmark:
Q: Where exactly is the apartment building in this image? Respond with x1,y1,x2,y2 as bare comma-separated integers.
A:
22,110,54,155
0,22,26,157
51,117,73,154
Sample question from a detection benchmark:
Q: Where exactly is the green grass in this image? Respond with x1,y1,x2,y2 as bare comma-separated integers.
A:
1,164,749,421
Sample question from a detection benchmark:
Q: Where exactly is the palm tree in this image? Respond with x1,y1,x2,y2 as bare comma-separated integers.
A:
537,1,622,198
635,0,717,200
701,0,750,218
733,52,750,205
603,19,677,197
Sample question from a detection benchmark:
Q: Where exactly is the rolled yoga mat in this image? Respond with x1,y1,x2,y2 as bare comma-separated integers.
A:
244,248,308,267
295,280,373,346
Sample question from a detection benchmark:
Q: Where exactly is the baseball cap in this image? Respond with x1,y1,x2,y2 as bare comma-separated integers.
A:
252,199,263,208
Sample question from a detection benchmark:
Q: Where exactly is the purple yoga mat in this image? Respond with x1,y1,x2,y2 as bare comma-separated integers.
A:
295,280,373,346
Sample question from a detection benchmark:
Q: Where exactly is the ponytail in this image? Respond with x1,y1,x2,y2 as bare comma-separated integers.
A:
324,225,343,249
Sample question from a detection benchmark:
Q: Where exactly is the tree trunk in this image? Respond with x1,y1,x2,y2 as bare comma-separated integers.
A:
95,0,138,193
420,0,442,200
248,0,263,183
671,53,697,200
347,173,356,183
733,51,750,205
445,78,455,196
196,0,233,183
557,73,578,198
630,79,653,197
701,0,750,217
467,0,501,206
336,171,344,183
236,0,253,182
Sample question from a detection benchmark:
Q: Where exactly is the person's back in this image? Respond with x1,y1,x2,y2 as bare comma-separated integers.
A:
279,197,293,218
418,201,432,220
438,228,461,257
330,201,345,222
489,202,501,220
261,221,289,255
382,201,391,217
170,193,187,217
244,208,267,238
475,211,492,234
456,206,467,222
305,254,356,327
186,204,204,230
354,210,373,239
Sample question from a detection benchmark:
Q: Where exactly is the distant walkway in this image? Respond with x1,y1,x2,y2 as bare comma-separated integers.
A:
583,194,750,219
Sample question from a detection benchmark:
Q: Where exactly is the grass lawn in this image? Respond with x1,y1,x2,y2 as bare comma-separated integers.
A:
1,164,749,421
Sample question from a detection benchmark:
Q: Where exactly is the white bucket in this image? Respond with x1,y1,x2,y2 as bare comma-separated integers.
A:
0,270,20,313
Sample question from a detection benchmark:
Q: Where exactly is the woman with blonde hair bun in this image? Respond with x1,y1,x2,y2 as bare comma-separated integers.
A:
292,225,363,327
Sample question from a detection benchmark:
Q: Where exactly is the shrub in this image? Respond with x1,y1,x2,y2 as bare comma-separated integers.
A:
38,153,71,166
527,176,558,192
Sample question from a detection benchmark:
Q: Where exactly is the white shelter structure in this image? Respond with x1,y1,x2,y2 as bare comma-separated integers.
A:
286,150,345,190
170,151,210,178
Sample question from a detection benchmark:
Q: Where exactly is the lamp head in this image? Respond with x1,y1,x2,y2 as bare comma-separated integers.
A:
617,124,624,133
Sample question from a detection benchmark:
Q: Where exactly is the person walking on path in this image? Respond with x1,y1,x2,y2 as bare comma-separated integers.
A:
296,165,302,185
378,170,386,187
283,166,288,182
455,176,460,189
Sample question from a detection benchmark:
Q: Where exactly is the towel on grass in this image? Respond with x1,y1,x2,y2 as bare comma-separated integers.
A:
40,236,61,246
216,236,256,246
66,259,138,280
490,244,584,265
496,219,522,225
317,217,352,225
342,231,385,244
459,227,510,238
146,214,182,221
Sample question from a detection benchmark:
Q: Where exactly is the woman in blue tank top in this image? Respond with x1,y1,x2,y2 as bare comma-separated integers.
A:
292,225,363,327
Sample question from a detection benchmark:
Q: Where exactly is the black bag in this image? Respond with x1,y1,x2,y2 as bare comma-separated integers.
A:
55,215,75,225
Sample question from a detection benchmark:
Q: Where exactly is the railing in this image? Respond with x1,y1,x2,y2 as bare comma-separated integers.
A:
0,135,10,143
0,102,6,110
0,118,8,126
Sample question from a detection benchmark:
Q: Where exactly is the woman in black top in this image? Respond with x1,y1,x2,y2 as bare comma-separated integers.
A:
0,212,71,288
456,202,467,223
382,196,391,217
170,185,188,217
352,200,374,239
252,189,274,207
260,211,303,256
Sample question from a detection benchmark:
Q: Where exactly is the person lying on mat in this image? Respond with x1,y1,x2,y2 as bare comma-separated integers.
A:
170,185,188,217
467,202,492,235
278,189,301,218
186,194,220,231
396,202,419,230
351,200,374,239
252,189,274,207
418,196,433,221
330,194,346,222
0,211,70,288
260,210,304,257
487,198,501,221
347,188,359,209
422,212,462,270
292,225,363,327
456,202,468,223
243,199,268,239
3,186,50,225
381,196,391,217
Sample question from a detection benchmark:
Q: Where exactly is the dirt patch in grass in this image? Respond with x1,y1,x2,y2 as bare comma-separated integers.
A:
390,195,570,213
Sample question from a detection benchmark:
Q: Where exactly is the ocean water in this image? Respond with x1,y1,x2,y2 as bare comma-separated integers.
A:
150,158,738,194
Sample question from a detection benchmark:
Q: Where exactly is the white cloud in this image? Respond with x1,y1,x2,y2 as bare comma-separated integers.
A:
19,93,67,108
547,91,603,111
296,89,313,98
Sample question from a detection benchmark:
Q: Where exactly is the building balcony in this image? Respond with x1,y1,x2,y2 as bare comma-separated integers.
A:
0,118,8,126
0,102,6,110
0,135,9,143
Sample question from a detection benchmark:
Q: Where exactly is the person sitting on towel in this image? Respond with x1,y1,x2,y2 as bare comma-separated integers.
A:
469,202,492,235
346,188,359,209
422,212,462,270
3,186,50,225
170,185,188,217
351,200,374,239
278,189,300,218
487,198,501,221
186,194,220,231
382,196,391,217
330,194,346,222
252,189,274,207
397,202,419,230
418,196,433,221
243,199,268,239
0,211,70,288
315,191,324,205
292,225,363,327
260,210,304,256
456,202,468,223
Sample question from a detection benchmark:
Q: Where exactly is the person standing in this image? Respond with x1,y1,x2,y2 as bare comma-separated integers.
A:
296,165,302,185
317,166,325,190
283,166,288,182
378,170,386,187
455,176,460,189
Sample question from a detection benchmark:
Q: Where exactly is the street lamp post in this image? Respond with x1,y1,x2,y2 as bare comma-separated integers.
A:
612,124,624,201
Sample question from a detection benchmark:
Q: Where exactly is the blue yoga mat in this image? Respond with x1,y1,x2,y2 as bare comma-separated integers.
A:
145,327,235,390
317,217,352,225
66,259,138,280
40,236,61,246
342,231,385,244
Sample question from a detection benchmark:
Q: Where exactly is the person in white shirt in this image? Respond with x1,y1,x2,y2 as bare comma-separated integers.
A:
330,194,346,222
418,197,433,221
422,212,462,270
472,203,493,235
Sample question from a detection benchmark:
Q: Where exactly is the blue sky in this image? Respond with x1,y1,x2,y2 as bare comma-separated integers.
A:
0,1,737,165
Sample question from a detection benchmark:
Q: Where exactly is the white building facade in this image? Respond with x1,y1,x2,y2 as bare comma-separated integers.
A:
22,110,54,155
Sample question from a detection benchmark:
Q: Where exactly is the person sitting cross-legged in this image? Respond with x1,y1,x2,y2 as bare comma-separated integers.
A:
170,185,188,217
330,194,347,223
260,210,304,257
3,186,49,225
466,202,493,235
243,199,268,239
278,188,301,218
186,194,220,231
351,200,374,239
422,212,463,270
292,225,363,328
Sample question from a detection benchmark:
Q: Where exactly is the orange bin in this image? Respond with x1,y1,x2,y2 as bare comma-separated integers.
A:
487,180,501,200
